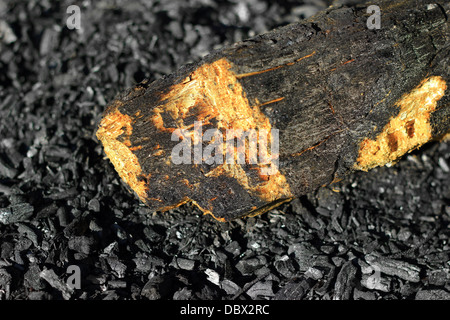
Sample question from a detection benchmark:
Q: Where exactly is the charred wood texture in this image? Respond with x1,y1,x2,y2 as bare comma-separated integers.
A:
96,0,450,221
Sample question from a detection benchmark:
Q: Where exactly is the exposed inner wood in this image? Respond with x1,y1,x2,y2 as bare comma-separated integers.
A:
153,58,294,203
96,101,149,202
355,76,447,171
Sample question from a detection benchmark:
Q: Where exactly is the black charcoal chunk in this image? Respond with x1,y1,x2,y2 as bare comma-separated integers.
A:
221,279,241,295
24,264,45,291
39,268,73,300
87,199,100,212
16,223,40,247
224,240,241,257
288,242,321,271
274,278,313,300
235,255,267,276
274,256,296,278
365,254,421,283
353,288,377,300
171,257,195,271
36,202,59,219
48,188,78,200
173,287,193,300
105,256,127,278
68,236,95,255
333,261,357,300
415,289,450,300
246,280,274,299
0,203,34,224
0,157,17,178
0,268,12,299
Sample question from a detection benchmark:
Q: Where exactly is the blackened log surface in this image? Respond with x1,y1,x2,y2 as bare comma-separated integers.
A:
1,0,450,303
97,0,450,221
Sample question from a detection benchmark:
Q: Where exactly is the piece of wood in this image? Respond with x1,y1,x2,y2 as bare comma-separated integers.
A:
96,0,450,222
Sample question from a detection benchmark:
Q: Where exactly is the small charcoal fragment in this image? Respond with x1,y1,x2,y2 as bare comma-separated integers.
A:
246,280,274,299
0,268,12,299
365,254,421,283
274,278,313,300
235,256,267,276
0,157,17,178
415,289,450,300
0,203,34,224
171,257,195,271
221,279,241,295
39,268,73,300
333,261,357,300
68,236,95,255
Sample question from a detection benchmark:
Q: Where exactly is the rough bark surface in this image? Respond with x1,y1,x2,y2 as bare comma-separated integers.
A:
97,0,450,221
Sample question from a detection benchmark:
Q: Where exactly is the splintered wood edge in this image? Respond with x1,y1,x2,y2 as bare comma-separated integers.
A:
354,76,447,171
96,100,149,203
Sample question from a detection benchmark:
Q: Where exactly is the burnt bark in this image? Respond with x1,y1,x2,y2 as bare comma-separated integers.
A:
96,0,450,221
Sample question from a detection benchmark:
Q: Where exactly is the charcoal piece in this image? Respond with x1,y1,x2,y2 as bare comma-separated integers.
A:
246,280,274,299
304,267,324,280
438,157,449,172
107,280,127,289
39,268,73,300
141,275,173,300
173,287,193,300
360,274,391,292
0,157,17,179
27,291,52,300
0,183,12,195
132,254,153,273
205,268,220,286
171,257,195,271
68,236,95,255
415,289,450,300
224,240,241,257
400,282,422,297
196,283,222,300
87,199,100,212
0,268,12,300
89,219,102,232
105,256,127,278
111,223,127,242
274,278,313,300
16,223,39,248
1,144,23,169
102,290,120,300
426,269,450,286
365,254,421,283
288,242,321,271
274,256,296,278
235,255,267,276
353,288,377,300
331,256,345,268
0,203,34,224
35,202,59,219
0,20,17,44
24,264,45,291
86,274,107,285
333,261,357,300
221,279,240,295
63,216,90,238
56,207,68,227
0,242,13,260
142,226,163,243
47,188,78,200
